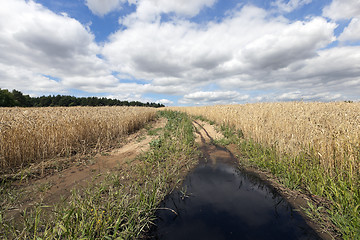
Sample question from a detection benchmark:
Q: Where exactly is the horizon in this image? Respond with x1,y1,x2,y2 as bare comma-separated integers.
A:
1,0,360,106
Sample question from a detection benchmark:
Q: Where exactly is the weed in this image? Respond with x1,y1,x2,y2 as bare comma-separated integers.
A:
36,182,53,193
0,111,198,239
237,138,358,239
148,127,162,136
212,123,244,146
170,103,360,239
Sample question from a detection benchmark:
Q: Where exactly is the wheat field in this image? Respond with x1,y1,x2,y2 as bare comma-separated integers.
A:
0,106,157,173
170,102,360,176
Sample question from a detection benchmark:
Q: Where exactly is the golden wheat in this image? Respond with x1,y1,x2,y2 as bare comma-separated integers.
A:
170,102,360,176
0,106,157,173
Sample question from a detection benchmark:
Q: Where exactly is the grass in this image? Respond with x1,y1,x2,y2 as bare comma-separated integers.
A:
0,110,198,239
212,124,243,146
240,139,360,239
209,119,359,239
2,103,359,239
170,103,360,239
147,127,163,136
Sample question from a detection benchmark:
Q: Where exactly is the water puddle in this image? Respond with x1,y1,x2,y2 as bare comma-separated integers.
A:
149,145,321,239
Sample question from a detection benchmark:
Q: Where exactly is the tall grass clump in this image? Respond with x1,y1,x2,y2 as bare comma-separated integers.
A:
170,102,360,239
0,106,157,173
0,111,198,239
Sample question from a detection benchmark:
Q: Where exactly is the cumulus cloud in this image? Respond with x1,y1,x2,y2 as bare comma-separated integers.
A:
322,0,360,44
2,0,360,105
0,0,116,95
338,18,360,42
180,91,249,105
272,0,312,13
107,92,145,102
156,99,174,105
289,46,360,90
105,5,336,77
121,0,216,24
242,17,335,70
275,91,342,102
0,1,98,63
323,0,360,20
217,46,360,97
104,4,337,103
0,63,64,93
85,0,125,16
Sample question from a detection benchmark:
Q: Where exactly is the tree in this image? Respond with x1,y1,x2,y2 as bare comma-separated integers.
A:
12,89,31,107
0,89,17,107
0,88,166,108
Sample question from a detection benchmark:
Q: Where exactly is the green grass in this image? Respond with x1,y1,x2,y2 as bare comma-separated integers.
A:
212,124,243,146
0,111,198,239
147,127,162,136
193,115,215,125
213,122,360,239
4,111,358,239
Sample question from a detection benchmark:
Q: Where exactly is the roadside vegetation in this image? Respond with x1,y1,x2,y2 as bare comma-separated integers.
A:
0,111,198,239
171,102,360,239
2,102,359,239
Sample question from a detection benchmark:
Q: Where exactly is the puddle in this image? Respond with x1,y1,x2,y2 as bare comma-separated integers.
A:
149,152,321,240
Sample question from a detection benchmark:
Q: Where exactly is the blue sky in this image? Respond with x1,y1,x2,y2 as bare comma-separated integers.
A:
1,0,360,105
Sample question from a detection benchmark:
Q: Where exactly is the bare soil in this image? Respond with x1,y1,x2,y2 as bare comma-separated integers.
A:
192,119,338,240
4,118,167,218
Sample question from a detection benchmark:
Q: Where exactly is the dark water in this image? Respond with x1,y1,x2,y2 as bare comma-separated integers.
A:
149,159,321,240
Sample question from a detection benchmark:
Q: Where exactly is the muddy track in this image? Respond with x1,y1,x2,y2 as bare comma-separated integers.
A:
193,120,238,165
191,119,335,240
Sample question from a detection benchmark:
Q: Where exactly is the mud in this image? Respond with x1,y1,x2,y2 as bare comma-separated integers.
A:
149,120,331,240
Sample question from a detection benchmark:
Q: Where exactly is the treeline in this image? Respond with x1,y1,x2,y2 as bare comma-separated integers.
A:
0,89,165,108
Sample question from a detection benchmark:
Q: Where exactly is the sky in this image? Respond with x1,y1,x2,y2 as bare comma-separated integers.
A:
0,0,360,106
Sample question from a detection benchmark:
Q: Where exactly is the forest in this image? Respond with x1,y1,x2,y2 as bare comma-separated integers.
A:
0,88,164,108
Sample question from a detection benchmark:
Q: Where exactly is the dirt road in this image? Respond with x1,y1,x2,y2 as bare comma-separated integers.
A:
5,118,167,218
191,119,335,240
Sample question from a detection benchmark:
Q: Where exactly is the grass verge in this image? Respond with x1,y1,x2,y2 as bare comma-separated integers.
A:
0,110,198,239
198,116,359,240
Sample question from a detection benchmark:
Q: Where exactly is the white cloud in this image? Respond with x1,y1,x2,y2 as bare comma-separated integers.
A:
294,47,360,95
218,46,360,97
0,63,64,93
107,93,144,102
323,0,360,45
275,91,342,101
121,0,216,25
242,17,335,70
323,0,360,20
61,75,119,91
0,1,98,62
272,0,312,13
180,91,249,105
156,99,174,105
104,5,337,101
1,0,359,104
0,0,116,94
85,0,125,16
339,18,360,42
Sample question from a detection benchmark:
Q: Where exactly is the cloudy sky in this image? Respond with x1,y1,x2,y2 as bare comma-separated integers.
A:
0,0,359,105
